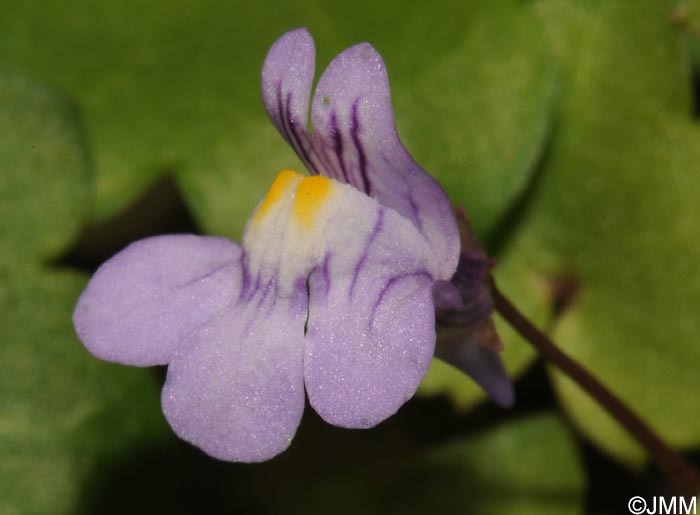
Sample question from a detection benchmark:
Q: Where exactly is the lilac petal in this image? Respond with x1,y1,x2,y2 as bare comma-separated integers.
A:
260,28,319,174
310,42,459,279
304,205,437,428
73,235,241,366
305,272,435,428
435,328,515,408
162,278,307,462
261,30,459,278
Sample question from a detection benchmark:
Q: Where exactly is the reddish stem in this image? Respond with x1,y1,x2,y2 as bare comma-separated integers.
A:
491,281,700,497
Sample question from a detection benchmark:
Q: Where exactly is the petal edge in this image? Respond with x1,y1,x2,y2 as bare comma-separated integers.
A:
73,234,241,366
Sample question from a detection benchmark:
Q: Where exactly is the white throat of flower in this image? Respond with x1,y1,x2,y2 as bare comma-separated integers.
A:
243,169,419,297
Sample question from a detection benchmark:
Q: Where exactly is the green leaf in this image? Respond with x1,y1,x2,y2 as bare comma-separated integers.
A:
268,414,584,515
0,1,304,220
0,269,167,515
0,77,167,514
0,0,554,238
495,0,700,463
390,0,556,238
0,71,90,267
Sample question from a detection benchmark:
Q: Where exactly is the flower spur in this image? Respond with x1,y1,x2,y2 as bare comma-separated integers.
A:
73,28,512,462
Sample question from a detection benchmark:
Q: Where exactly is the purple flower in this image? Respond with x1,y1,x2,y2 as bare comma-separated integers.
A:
73,28,511,462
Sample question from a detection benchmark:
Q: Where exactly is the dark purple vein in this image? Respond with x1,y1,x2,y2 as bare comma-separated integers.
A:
330,111,349,183
368,270,432,329
348,209,384,298
350,99,371,195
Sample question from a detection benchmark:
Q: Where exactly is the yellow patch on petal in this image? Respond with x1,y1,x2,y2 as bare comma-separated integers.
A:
293,175,332,229
253,169,303,223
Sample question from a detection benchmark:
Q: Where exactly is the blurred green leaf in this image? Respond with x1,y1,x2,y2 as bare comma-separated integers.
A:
0,269,167,515
0,0,554,240
268,414,584,515
0,71,90,267
0,71,166,515
392,1,556,238
494,0,700,463
0,1,306,220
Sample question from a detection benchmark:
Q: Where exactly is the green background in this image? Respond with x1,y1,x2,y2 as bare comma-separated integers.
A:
2,0,699,513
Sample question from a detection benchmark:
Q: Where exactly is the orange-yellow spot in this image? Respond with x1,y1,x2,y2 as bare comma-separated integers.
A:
253,169,303,222
293,176,332,229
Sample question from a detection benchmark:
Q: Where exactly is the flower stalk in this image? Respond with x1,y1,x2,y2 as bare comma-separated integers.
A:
489,279,700,497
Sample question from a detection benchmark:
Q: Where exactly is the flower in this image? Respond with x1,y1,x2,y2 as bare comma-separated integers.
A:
73,28,511,463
